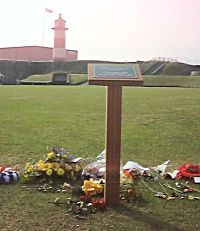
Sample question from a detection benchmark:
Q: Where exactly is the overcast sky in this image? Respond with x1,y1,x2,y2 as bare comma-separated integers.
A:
0,0,200,64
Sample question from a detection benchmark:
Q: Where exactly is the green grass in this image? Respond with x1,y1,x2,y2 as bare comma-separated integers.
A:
22,74,200,88
22,74,52,82
21,73,88,85
143,75,200,87
69,74,88,84
1,86,200,230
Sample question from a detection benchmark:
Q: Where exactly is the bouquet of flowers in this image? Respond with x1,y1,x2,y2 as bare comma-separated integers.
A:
23,147,84,182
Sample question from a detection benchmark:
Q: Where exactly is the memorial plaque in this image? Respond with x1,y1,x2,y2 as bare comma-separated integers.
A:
88,63,143,206
88,63,143,86
94,65,137,78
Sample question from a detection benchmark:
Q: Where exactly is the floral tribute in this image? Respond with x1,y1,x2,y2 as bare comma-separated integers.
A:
23,147,84,182
82,178,104,196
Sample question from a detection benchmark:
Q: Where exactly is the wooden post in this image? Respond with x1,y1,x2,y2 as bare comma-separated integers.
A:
88,63,143,207
105,84,122,206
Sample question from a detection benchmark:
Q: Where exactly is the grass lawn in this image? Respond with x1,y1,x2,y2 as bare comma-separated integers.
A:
0,85,200,231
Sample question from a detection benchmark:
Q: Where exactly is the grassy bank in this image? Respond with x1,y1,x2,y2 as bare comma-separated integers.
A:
143,75,200,87
68,74,87,84
21,73,88,85
21,74,200,88
0,86,200,231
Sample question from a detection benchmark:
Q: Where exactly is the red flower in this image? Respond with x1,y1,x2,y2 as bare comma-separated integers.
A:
92,198,106,210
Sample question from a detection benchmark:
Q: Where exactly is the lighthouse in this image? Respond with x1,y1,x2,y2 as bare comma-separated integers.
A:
52,14,68,61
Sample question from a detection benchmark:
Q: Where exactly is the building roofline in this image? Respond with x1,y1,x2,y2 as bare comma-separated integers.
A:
0,45,78,52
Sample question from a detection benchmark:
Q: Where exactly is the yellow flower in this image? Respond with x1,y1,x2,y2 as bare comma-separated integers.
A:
74,164,82,173
82,178,103,196
37,162,48,171
25,163,31,169
52,162,60,171
79,162,84,169
70,171,74,178
47,163,53,169
65,164,72,172
46,169,53,176
27,166,34,173
25,163,34,173
62,154,67,159
57,168,65,176
47,152,56,160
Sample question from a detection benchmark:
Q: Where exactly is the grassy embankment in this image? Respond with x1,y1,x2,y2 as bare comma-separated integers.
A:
143,75,200,87
22,73,200,88
0,86,200,230
21,73,88,85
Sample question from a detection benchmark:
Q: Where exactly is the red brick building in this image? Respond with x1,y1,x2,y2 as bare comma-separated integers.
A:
0,46,78,61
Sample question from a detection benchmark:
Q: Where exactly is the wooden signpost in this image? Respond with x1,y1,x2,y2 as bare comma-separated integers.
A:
88,63,143,206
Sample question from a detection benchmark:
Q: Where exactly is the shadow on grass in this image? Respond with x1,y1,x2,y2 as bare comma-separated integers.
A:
113,202,185,231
